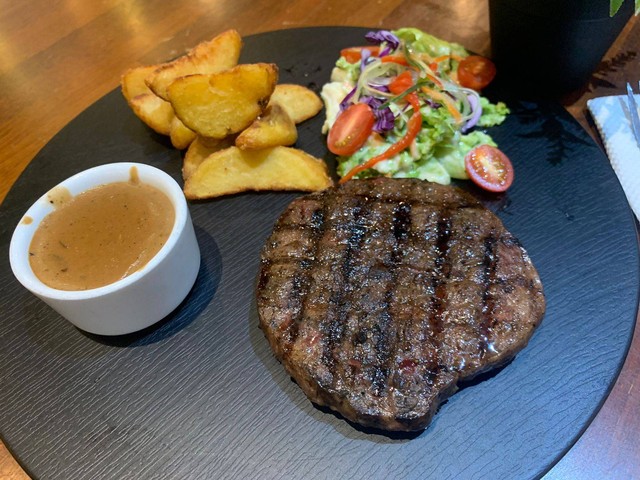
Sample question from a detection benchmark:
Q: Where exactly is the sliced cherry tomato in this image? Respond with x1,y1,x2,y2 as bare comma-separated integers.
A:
464,144,514,192
327,103,375,156
457,55,497,91
340,46,380,63
389,70,414,95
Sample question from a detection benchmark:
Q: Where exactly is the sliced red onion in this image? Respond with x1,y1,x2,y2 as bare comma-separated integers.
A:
368,83,390,94
371,76,392,86
462,94,482,132
360,48,374,71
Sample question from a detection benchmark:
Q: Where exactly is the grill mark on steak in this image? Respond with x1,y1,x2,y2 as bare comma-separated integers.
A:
392,207,441,396
320,201,368,384
336,197,397,403
294,191,357,386
371,202,413,398
387,203,446,417
258,178,545,431
257,197,329,360
393,202,412,240
431,210,453,372
284,203,327,352
479,233,498,356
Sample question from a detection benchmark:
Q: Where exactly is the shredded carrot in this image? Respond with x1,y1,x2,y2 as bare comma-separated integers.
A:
431,54,464,64
424,72,443,88
428,54,463,86
339,93,423,184
420,86,462,124
381,55,410,66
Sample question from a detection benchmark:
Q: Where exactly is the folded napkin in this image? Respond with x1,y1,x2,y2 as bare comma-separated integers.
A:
587,94,640,220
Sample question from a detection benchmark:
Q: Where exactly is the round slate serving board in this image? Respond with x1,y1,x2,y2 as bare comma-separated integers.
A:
0,27,638,480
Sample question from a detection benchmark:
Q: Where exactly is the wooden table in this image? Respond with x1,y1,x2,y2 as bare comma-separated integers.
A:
1,1,638,478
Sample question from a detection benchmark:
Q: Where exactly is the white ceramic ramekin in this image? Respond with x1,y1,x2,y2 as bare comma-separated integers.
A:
9,162,201,336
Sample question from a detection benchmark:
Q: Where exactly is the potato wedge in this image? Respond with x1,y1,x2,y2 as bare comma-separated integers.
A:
121,65,160,101
235,104,297,150
129,93,174,136
269,84,323,123
182,136,233,180
146,29,243,100
168,63,278,139
184,146,333,199
169,116,197,149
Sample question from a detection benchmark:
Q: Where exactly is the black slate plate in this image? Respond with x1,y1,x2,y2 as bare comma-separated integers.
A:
0,27,638,480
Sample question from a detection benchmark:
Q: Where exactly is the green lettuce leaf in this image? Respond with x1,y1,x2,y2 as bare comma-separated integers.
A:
393,28,468,59
335,56,361,82
477,98,510,127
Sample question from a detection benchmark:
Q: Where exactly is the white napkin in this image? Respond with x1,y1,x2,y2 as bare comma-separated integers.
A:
587,94,640,220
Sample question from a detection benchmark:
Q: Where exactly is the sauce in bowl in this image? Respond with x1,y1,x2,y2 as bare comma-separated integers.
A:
29,169,175,291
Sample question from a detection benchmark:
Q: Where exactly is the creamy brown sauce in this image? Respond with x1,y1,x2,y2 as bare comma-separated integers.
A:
29,176,175,291
21,216,33,225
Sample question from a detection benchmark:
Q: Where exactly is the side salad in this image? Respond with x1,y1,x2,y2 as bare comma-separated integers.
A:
321,28,514,192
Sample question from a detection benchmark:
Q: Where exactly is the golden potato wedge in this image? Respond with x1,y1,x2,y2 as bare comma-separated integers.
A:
169,116,197,149
183,146,333,199
147,29,243,100
121,65,159,101
182,135,233,180
129,93,174,136
269,84,323,123
168,63,278,139
235,104,297,150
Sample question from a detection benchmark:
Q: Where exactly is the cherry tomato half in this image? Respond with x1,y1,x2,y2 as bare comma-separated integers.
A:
340,46,380,63
464,144,514,192
327,103,375,156
457,55,497,91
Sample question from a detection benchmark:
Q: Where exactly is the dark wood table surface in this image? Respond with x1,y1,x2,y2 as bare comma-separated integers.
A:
1,1,638,478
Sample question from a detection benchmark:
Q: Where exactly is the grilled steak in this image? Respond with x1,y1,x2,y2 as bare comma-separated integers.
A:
257,178,545,431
